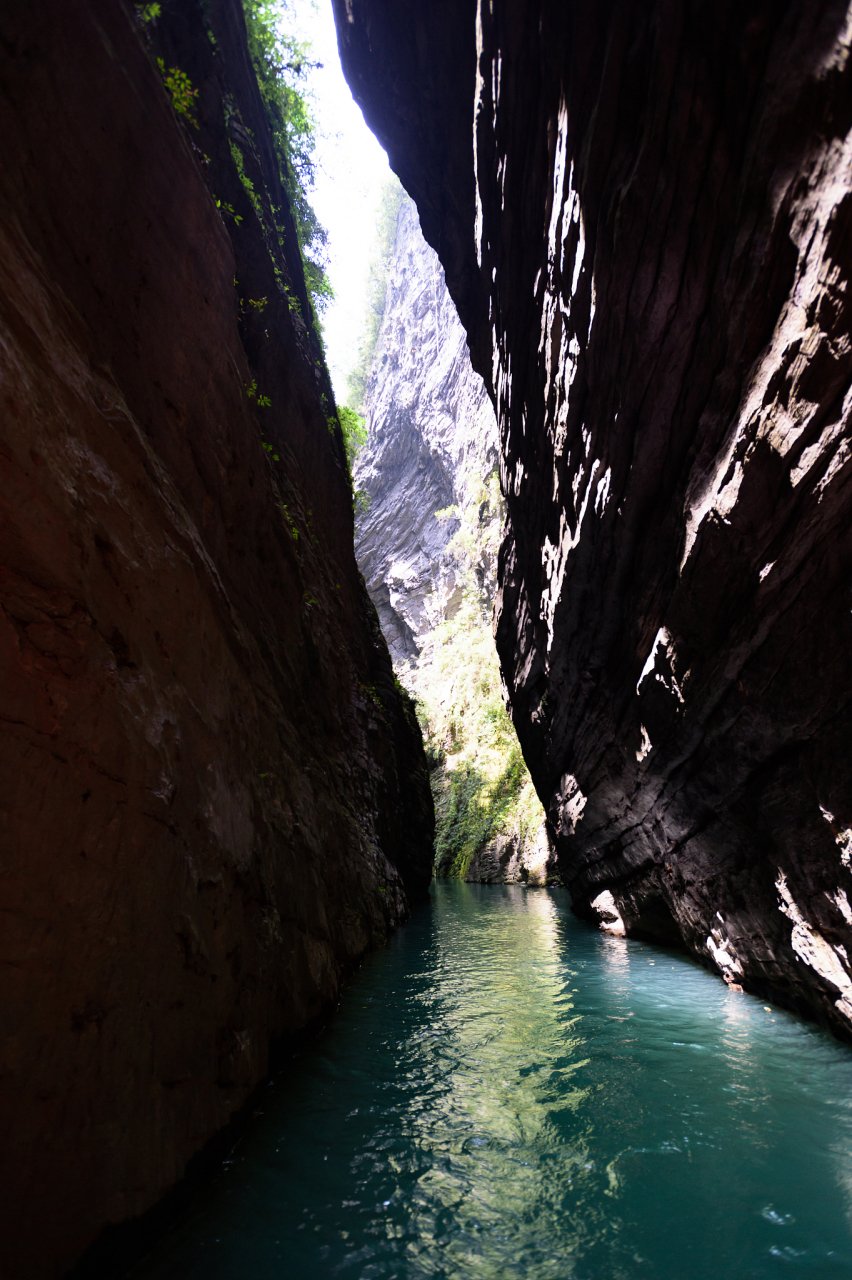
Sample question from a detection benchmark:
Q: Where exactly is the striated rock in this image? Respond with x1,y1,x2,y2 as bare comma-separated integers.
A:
336,0,852,1036
354,195,498,662
0,1,432,1275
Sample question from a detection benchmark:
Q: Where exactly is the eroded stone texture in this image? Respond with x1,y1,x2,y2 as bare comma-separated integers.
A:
336,0,852,1036
0,2,432,1275
463,826,559,887
354,196,498,661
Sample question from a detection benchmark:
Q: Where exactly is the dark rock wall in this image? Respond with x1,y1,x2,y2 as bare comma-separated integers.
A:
0,1,432,1275
335,0,852,1035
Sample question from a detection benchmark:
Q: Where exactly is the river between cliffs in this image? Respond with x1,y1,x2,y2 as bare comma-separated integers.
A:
134,883,852,1279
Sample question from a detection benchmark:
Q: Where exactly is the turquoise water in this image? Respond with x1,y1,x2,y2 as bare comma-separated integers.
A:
134,883,852,1279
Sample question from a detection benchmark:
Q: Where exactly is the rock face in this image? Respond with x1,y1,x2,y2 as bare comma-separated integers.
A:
0,2,433,1275
336,0,852,1036
354,196,556,886
354,195,498,662
462,826,556,887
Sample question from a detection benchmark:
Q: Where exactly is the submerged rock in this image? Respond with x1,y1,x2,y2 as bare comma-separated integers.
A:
336,0,852,1037
0,2,432,1275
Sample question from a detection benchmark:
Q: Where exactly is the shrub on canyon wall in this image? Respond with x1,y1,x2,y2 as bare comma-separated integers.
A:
400,472,545,878
243,0,333,315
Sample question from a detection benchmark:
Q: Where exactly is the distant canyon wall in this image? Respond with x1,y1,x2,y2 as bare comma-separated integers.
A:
354,195,498,663
0,2,432,1275
354,195,557,887
336,0,852,1036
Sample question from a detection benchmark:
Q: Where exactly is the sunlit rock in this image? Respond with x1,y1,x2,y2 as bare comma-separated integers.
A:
354,196,553,885
354,196,498,661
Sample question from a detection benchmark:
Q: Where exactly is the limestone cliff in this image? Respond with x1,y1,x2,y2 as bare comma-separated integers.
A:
354,195,498,661
354,195,557,886
336,0,852,1037
0,2,433,1275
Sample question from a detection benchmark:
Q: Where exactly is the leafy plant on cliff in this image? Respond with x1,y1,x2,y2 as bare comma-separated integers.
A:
242,0,332,316
338,405,367,468
156,58,199,129
246,377,272,408
215,197,243,225
228,135,264,221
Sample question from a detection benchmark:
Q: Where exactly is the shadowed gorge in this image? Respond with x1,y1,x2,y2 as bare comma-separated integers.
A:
335,0,852,1038
5,0,852,1273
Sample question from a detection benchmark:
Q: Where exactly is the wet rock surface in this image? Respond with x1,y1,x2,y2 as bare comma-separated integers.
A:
0,2,432,1275
336,0,852,1036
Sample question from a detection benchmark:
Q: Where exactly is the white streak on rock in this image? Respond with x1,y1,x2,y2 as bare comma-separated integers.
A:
706,928,744,980
776,871,852,1021
829,888,852,925
635,724,652,762
591,889,626,936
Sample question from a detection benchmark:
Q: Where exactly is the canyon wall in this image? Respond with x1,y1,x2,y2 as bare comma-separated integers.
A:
354,195,557,885
0,1,433,1275
335,0,852,1035
354,195,499,663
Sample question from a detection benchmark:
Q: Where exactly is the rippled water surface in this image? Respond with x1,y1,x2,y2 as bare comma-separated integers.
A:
135,883,852,1279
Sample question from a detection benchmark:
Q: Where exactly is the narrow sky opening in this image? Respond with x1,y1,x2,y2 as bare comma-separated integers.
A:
286,0,392,402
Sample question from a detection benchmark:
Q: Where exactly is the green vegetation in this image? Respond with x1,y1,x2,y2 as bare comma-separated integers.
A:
135,3,161,22
246,377,272,408
280,502,300,541
400,472,545,878
346,179,405,411
215,197,243,226
156,58,199,128
242,0,333,316
228,135,263,219
239,295,268,318
282,280,303,319
338,406,367,469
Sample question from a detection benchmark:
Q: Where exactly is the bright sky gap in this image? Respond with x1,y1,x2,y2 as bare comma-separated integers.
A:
285,0,391,401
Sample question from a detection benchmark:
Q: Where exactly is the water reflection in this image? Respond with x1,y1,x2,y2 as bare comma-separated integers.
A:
133,882,852,1280
395,885,596,1277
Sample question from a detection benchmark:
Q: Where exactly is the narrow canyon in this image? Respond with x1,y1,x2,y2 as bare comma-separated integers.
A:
353,191,556,885
1,0,852,1274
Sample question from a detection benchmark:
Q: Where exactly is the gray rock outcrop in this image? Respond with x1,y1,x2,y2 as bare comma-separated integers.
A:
354,197,498,663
